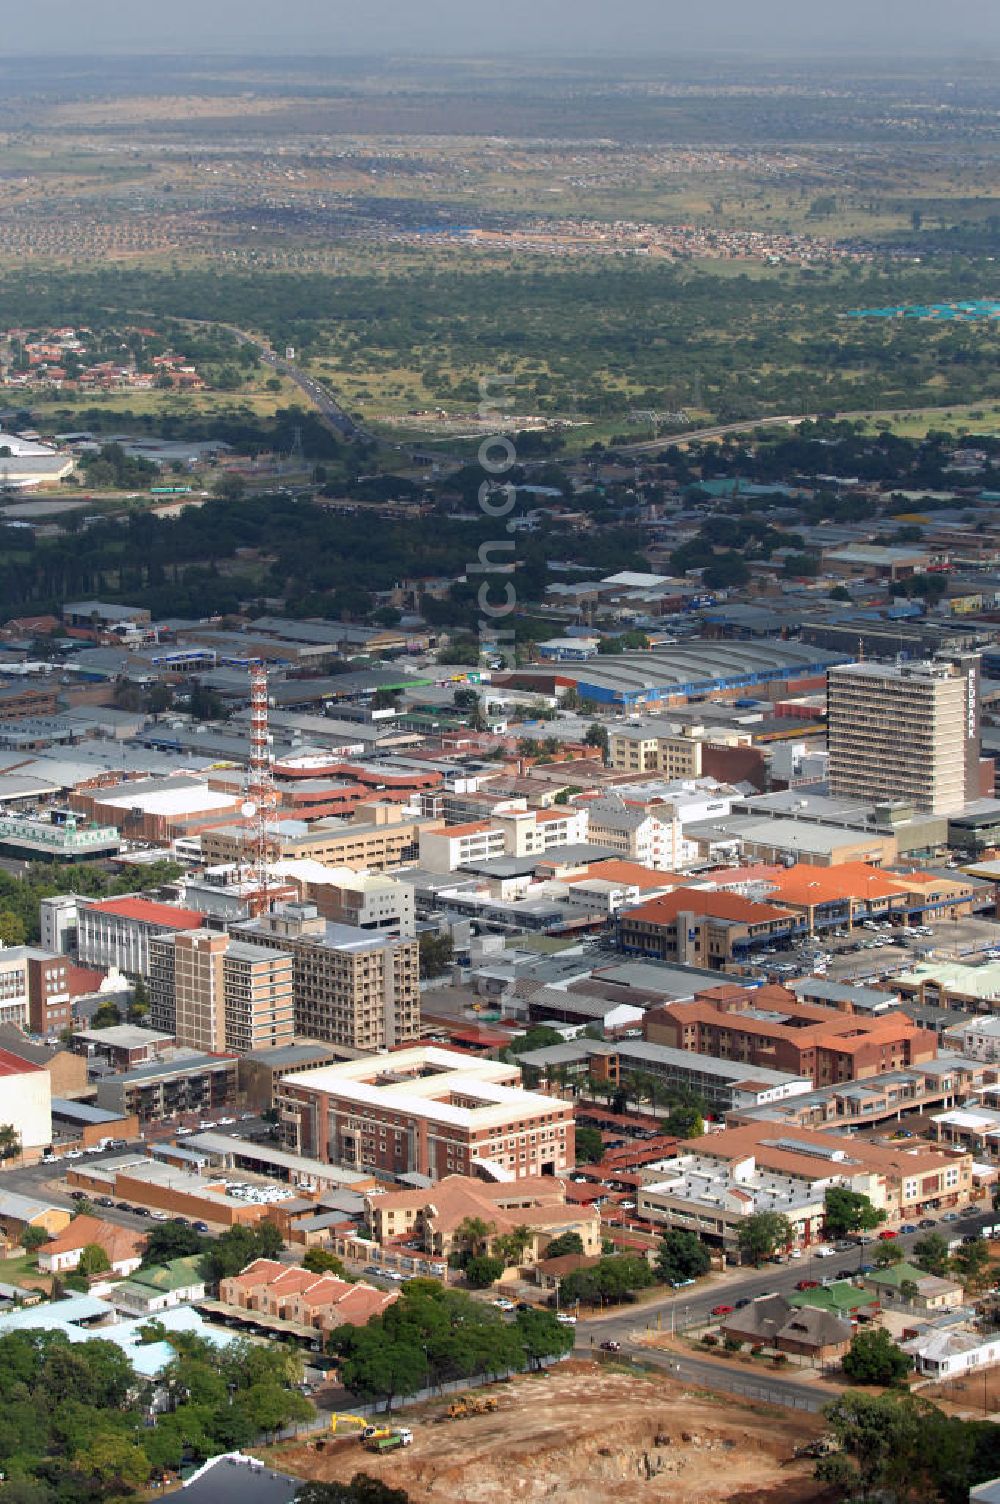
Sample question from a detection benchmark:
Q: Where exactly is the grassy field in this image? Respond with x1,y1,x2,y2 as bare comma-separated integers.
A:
20,373,303,427
0,1251,49,1292
852,402,1000,438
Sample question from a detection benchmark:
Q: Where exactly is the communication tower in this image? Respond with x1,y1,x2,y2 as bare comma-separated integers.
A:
242,661,279,918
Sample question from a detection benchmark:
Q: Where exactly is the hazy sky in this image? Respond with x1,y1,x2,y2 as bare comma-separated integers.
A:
12,0,1000,56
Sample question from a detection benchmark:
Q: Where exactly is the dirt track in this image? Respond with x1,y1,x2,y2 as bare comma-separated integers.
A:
270,1362,834,1504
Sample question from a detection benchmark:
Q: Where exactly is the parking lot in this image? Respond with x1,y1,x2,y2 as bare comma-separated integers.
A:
747,912,1000,988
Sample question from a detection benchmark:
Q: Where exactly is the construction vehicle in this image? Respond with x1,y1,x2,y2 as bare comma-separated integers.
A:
363,1428,413,1454
331,1414,369,1435
446,1395,499,1420
792,1435,839,1460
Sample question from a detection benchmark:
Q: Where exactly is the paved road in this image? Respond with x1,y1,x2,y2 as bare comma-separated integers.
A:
569,1205,996,1411
256,345,364,442
137,311,367,444
619,1346,828,1412
612,402,980,457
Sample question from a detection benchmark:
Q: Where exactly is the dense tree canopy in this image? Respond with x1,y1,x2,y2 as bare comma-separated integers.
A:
0,1330,311,1501
329,1282,572,1409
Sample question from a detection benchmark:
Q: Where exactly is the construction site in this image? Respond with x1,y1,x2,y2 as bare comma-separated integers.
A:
269,1362,833,1504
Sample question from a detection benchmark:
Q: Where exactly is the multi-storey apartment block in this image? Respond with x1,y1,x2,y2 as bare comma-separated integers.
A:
148,930,294,1055
236,903,420,1051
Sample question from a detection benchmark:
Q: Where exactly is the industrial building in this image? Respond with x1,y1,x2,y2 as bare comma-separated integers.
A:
498,641,843,709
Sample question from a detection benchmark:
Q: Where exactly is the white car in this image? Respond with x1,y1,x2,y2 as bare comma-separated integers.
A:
813,1245,837,1258
217,1117,236,1126
64,1149,83,1160
556,1313,577,1325
492,1297,516,1311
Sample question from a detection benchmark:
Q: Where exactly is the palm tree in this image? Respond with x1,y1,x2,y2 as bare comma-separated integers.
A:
455,1216,495,1259
495,1223,533,1268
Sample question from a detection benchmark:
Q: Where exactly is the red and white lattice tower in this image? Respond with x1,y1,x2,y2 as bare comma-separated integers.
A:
242,661,279,918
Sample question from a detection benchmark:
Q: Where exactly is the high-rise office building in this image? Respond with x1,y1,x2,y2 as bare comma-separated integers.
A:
148,930,294,1055
827,656,982,814
235,902,420,1051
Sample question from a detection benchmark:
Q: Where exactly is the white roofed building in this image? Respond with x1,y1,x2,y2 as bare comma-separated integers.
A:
276,1045,575,1182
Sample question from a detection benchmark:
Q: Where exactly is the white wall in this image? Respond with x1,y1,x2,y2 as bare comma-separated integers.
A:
3,1066,51,1150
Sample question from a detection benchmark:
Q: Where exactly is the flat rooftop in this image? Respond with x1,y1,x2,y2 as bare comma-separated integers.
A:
282,1045,570,1131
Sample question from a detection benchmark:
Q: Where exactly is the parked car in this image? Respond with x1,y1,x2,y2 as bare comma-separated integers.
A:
795,1280,819,1291
133,1206,150,1218
670,1278,695,1289
711,1304,734,1316
878,1230,898,1241
193,1220,210,1232
556,1313,577,1325
492,1298,516,1311
918,1218,937,1230
115,1201,131,1212
858,1263,875,1274
942,1212,961,1223
813,1245,836,1258
96,1196,114,1208
599,1340,621,1352
900,1223,917,1234
837,1269,855,1280
734,1297,751,1309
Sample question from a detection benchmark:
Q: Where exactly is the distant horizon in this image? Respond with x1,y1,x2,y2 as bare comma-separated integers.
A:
7,0,998,61
1,46,997,62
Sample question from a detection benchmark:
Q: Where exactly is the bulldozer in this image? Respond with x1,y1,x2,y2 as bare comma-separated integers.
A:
446,1395,500,1420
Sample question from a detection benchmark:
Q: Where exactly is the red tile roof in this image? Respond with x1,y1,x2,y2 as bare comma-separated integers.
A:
624,889,794,925
0,1047,42,1076
88,897,206,928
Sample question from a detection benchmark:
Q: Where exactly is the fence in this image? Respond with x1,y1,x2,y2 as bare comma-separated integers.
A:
267,1356,569,1444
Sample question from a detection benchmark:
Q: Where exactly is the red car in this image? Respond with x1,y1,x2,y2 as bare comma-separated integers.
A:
878,1230,898,1240
711,1304,734,1316
795,1279,820,1290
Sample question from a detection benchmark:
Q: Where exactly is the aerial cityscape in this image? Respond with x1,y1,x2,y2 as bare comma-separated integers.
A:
1,6,1000,1504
